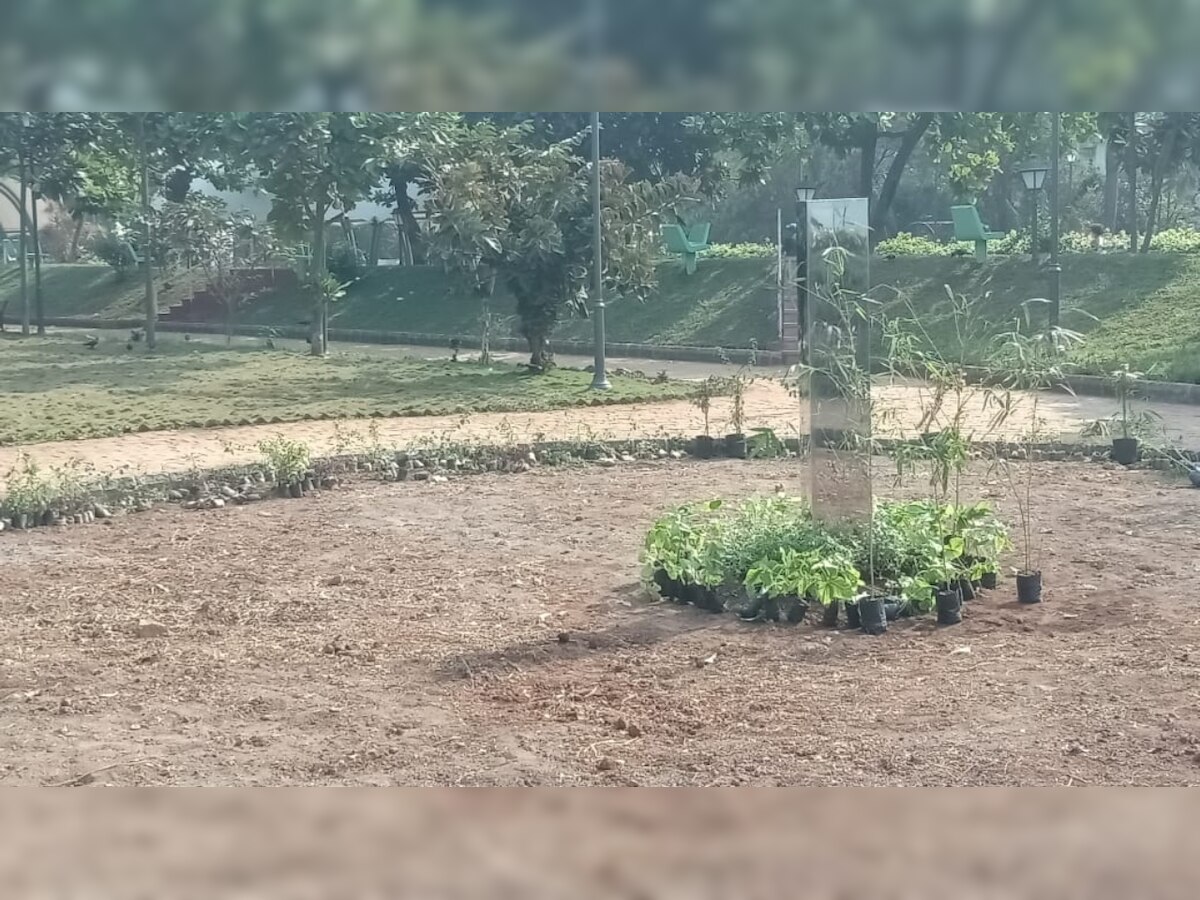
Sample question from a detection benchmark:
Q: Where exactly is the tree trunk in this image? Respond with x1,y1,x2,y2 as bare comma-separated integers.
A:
1141,122,1180,253
69,214,85,262
525,330,549,371
1126,112,1138,253
17,151,30,336
871,114,934,235
1103,139,1121,229
397,200,422,264
310,211,327,357
859,123,878,199
137,114,158,351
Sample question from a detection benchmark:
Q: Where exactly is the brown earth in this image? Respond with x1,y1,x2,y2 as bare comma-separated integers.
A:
2,457,1198,786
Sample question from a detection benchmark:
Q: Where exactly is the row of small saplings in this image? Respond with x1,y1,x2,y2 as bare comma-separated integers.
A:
652,567,999,635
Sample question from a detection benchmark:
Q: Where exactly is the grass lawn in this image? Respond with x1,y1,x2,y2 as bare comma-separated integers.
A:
0,333,698,445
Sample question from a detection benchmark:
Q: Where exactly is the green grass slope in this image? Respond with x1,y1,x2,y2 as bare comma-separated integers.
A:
17,251,1200,381
240,258,781,350
0,264,207,321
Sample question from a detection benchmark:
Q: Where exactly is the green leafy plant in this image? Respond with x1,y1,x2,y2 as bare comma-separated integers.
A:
747,426,786,459
1,455,53,518
1081,364,1163,442
701,241,775,259
257,435,312,484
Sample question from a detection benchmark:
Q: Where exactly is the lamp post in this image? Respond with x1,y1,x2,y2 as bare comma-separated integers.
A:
1065,150,1076,194
589,110,609,390
1049,114,1062,330
794,185,816,360
1019,162,1048,265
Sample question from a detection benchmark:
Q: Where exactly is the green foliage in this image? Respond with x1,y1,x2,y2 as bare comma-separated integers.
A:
257,436,311,483
89,233,138,277
1149,228,1200,253
701,242,775,259
418,119,693,368
642,494,1009,616
875,234,958,257
0,455,99,518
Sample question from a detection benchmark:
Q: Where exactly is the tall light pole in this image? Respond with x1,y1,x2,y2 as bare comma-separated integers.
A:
1020,161,1048,262
1048,114,1062,330
589,111,609,390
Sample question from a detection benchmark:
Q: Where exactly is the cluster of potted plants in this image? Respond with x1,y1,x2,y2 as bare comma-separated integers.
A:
641,494,1012,633
690,369,753,460
257,436,318,498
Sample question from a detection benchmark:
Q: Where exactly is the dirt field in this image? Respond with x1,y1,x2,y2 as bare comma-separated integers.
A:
2,458,1198,786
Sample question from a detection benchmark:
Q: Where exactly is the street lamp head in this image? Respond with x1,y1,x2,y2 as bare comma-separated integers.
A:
1065,150,1077,164
1020,163,1049,191
795,186,817,202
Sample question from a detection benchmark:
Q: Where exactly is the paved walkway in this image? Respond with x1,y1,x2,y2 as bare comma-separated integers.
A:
2,378,1197,488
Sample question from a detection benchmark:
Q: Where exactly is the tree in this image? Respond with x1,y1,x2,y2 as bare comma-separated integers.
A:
1137,113,1200,252
158,193,265,344
420,123,690,369
224,113,408,356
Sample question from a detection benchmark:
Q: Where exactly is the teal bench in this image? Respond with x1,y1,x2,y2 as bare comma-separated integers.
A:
950,205,1004,261
661,222,711,274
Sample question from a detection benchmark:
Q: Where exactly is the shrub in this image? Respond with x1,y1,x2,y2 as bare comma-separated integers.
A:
701,241,775,259
257,436,312,484
90,232,138,278
875,233,950,257
1149,227,1200,253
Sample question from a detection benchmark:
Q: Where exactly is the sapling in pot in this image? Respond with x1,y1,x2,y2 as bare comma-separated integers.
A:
724,370,752,459
986,314,1084,606
690,377,719,459
1080,365,1162,466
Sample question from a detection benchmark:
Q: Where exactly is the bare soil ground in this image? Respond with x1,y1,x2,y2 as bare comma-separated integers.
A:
2,458,1198,786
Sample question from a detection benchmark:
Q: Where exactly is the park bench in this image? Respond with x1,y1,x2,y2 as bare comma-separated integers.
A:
950,205,1005,261
661,222,711,274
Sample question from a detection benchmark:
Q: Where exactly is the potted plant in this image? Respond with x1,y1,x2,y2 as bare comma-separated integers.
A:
724,371,751,459
808,551,862,628
744,548,814,623
690,377,718,459
986,313,1084,605
1081,365,1161,465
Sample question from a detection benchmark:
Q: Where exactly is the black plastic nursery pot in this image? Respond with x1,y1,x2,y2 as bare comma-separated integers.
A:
935,588,962,626
778,595,808,624
695,585,725,613
1112,437,1139,466
844,601,862,629
1016,571,1043,604
957,577,976,602
820,600,840,627
980,571,998,590
725,433,748,459
693,435,716,459
858,596,888,635
653,570,684,602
